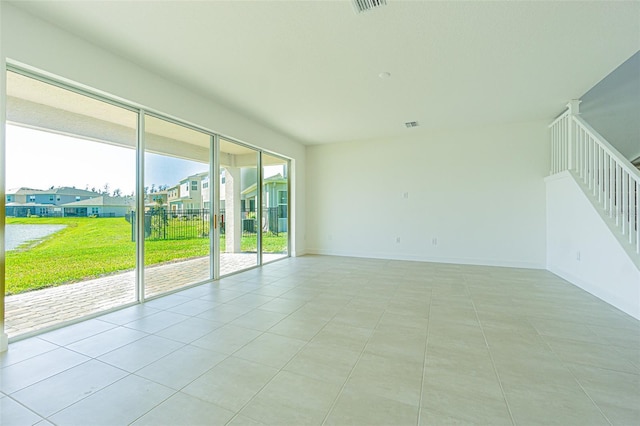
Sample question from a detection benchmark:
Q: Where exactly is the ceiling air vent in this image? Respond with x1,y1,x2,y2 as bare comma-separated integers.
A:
353,0,387,14
405,121,419,128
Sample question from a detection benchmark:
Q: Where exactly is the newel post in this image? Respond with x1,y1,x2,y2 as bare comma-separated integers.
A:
567,100,581,171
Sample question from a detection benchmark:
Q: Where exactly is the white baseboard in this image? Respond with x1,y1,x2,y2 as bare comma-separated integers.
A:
0,330,8,353
548,265,640,320
305,248,545,270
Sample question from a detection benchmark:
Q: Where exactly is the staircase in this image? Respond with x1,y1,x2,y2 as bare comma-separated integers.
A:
549,101,640,262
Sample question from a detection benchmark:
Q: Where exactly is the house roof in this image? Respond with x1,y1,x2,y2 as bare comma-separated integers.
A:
9,1,640,145
61,196,135,208
7,187,45,195
179,171,209,184
38,187,102,196
241,175,286,197
264,173,286,184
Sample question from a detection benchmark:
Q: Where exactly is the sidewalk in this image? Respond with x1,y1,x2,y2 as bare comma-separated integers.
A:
5,253,285,338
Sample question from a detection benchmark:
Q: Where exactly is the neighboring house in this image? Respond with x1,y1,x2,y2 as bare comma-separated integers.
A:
31,187,100,206
201,176,210,209
5,186,102,217
61,195,135,217
5,202,58,217
145,190,168,210
169,172,207,212
240,173,288,233
6,187,44,204
166,184,180,212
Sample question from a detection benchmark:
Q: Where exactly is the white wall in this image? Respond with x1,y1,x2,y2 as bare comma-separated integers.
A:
306,121,549,268
0,3,306,255
546,172,640,319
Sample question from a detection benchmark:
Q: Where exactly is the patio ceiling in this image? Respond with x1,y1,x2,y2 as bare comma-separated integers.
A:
8,1,640,145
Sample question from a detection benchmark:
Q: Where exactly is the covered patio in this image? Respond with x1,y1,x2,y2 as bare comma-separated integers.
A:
5,253,284,338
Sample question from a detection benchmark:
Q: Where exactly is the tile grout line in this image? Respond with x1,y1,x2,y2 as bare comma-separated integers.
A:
319,294,387,426
45,287,245,424
466,280,517,426
75,281,282,425
415,288,433,426
223,276,338,425
3,392,49,423
53,300,208,424
536,329,615,426
44,364,135,423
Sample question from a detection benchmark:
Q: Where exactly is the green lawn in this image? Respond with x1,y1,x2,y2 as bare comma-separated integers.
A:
5,217,286,295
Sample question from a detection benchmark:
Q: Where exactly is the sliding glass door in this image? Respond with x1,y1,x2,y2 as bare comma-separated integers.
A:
219,139,259,275
262,153,290,263
4,70,137,336
143,115,212,298
3,67,292,339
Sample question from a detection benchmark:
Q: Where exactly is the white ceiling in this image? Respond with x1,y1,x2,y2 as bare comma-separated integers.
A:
10,0,640,145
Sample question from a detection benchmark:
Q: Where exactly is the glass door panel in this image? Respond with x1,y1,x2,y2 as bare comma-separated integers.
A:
261,154,290,263
4,70,137,338
143,115,211,298
219,139,259,275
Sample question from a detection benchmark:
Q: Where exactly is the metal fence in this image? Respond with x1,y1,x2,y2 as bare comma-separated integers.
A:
128,206,287,241
128,209,210,241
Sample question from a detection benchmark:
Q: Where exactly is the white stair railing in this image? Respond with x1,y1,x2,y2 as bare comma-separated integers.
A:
550,101,640,255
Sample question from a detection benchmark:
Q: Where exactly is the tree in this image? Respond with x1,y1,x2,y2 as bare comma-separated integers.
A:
112,188,122,197
102,183,110,195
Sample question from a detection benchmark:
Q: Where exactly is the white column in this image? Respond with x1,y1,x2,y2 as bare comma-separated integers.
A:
0,4,9,351
224,167,242,253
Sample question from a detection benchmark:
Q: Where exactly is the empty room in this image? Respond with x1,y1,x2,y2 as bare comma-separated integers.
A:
1,1,639,425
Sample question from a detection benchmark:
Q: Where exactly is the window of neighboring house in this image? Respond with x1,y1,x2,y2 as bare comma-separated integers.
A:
29,196,36,202
75,196,81,201
241,199,256,213
49,196,54,201
6,195,13,202
278,190,288,218
202,182,208,189
91,207,99,215
278,190,287,205
56,196,61,201
191,181,198,191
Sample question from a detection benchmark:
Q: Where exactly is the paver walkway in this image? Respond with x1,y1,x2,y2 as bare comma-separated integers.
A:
5,253,285,338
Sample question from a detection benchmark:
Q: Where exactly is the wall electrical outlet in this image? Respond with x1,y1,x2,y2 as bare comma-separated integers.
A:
576,251,581,261
432,238,438,246
403,192,409,199
396,237,401,243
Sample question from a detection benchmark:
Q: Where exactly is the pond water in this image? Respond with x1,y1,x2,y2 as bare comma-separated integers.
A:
5,224,67,251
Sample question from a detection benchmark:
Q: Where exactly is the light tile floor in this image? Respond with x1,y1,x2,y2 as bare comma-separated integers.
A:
1,255,639,425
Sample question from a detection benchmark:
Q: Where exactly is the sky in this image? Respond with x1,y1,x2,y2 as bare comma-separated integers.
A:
6,125,282,195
